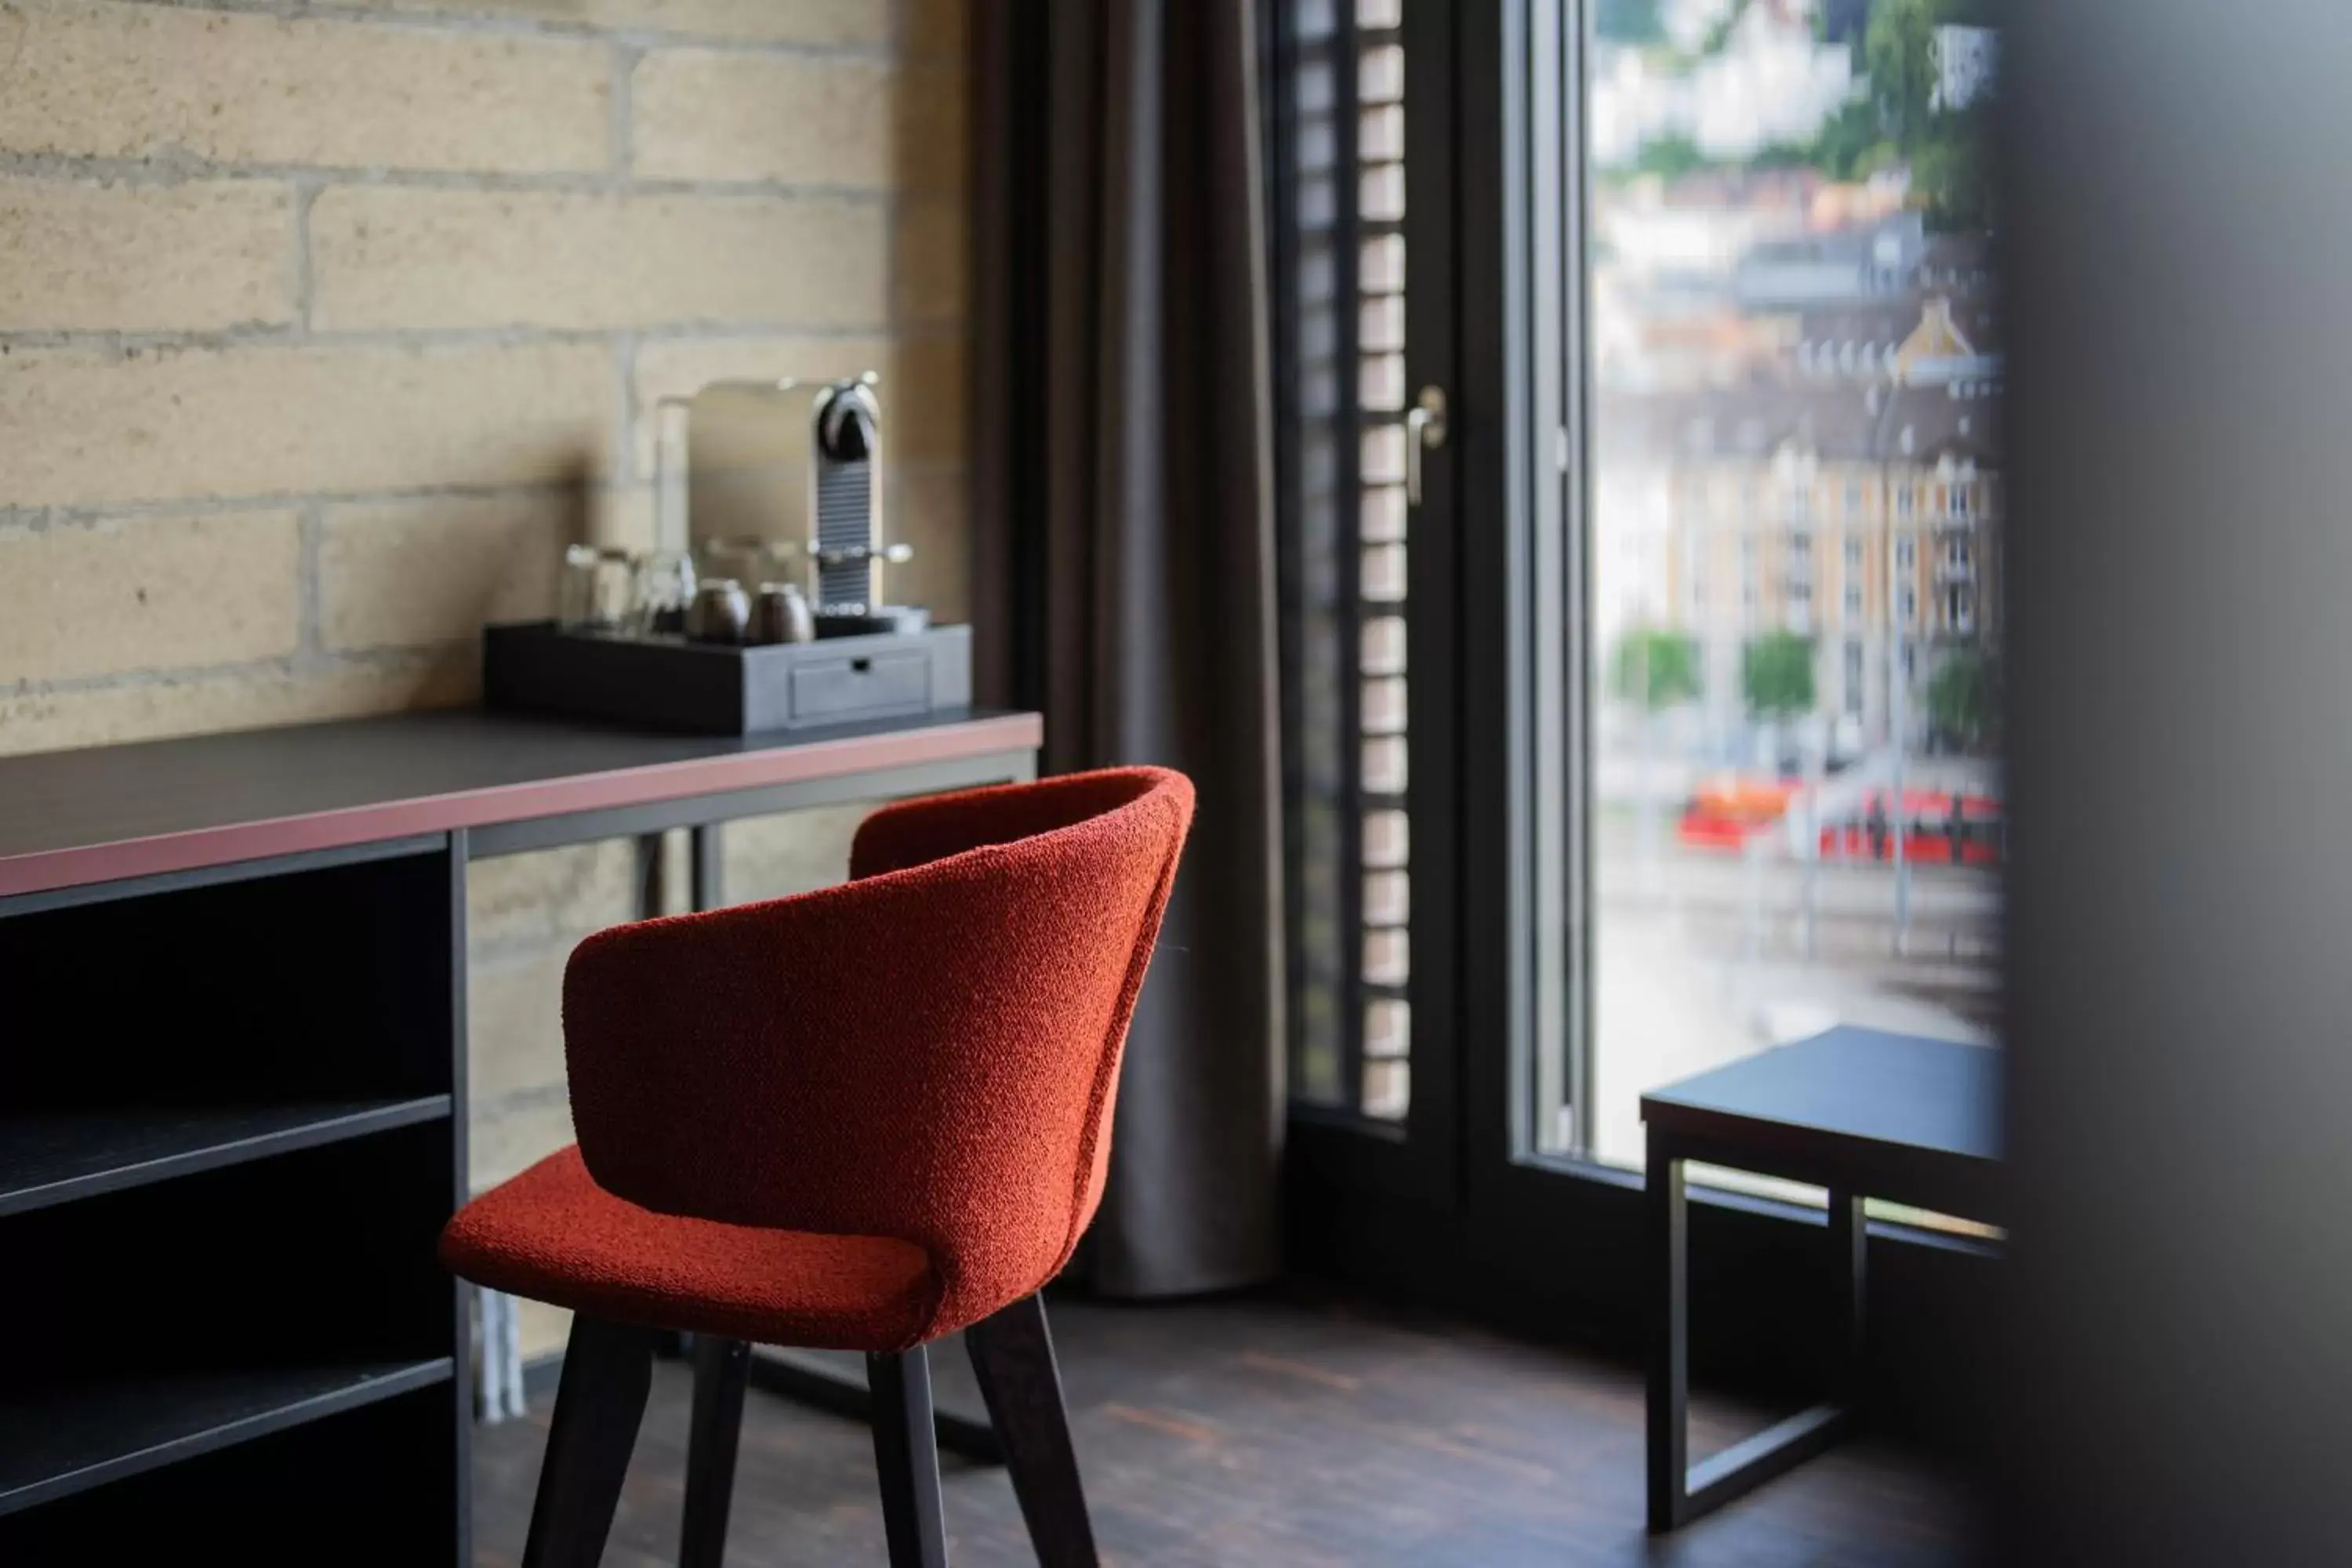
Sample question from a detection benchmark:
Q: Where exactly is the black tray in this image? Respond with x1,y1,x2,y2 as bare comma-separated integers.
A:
483,621,972,735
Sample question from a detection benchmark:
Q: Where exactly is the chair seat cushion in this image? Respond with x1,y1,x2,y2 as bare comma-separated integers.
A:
440,1146,938,1351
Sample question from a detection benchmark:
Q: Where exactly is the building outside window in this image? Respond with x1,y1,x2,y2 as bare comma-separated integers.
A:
1576,0,2004,1187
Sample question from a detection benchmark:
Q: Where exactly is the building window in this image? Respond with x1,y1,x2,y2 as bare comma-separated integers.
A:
1953,481,1973,517
1845,480,1863,517
1896,533,1916,571
1899,584,1917,625
1845,637,1864,716
1897,482,1916,518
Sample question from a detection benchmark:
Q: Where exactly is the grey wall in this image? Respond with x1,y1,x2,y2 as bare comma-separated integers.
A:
1998,0,2352,1558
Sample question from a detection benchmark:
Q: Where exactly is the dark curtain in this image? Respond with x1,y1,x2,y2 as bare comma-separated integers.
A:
970,0,1283,1296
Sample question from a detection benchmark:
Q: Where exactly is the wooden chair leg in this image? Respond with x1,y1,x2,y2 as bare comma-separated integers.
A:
680,1335,751,1568
866,1345,949,1568
522,1315,657,1568
964,1294,1098,1568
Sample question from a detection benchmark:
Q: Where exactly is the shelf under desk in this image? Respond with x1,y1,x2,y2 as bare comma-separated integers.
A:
0,704,1044,1563
0,1359,455,1518
0,1098,452,1218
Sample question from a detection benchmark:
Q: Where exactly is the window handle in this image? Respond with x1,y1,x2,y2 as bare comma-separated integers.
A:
1406,386,1448,506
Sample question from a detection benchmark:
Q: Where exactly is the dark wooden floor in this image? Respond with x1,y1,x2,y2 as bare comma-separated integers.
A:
474,1289,1975,1566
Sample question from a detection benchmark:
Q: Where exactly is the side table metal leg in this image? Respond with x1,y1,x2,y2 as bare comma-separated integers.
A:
1828,1190,1867,1403
1649,1152,1858,1533
1646,1142,1689,1533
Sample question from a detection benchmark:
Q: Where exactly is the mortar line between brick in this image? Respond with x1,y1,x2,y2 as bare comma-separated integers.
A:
610,333,641,488
0,321,906,352
289,177,321,336
293,498,327,670
0,154,898,204
3,641,460,703
0,481,633,531
608,41,640,183
0,459,965,533
89,0,902,59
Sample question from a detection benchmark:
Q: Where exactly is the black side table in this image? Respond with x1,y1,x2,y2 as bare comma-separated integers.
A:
1641,1027,2001,1532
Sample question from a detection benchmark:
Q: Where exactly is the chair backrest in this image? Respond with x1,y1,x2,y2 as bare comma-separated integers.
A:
561,766,1194,1339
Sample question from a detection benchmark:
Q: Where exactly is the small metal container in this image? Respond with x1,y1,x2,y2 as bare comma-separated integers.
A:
684,578,751,644
750,581,815,645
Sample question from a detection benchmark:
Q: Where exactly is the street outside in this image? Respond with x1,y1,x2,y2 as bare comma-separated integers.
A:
1584,800,1997,1170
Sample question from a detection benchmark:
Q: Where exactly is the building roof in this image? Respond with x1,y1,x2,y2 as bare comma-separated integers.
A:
1595,377,2000,468
1798,296,2000,361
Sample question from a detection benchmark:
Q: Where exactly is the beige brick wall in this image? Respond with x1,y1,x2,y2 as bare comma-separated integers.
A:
0,0,973,1361
0,0,971,758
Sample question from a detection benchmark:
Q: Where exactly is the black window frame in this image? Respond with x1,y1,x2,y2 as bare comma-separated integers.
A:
1272,0,2002,1445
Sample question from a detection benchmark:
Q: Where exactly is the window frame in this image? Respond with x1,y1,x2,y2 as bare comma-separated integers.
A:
1269,0,1465,1207
1277,2,2000,1424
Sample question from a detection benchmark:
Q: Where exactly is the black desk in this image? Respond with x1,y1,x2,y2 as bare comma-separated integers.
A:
1641,1027,2001,1531
0,707,1038,1560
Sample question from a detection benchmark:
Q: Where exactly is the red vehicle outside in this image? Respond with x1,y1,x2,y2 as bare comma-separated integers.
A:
1679,779,2005,866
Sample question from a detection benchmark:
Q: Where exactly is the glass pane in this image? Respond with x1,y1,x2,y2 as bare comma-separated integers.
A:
1560,1,2004,1192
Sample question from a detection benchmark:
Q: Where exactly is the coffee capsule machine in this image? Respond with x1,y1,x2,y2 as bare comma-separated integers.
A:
655,372,920,631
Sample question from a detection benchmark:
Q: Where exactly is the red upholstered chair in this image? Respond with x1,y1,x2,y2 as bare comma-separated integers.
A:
441,767,1194,1568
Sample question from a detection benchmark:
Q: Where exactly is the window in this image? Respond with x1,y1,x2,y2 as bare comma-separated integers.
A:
1567,0,2005,1177
1271,0,1417,1122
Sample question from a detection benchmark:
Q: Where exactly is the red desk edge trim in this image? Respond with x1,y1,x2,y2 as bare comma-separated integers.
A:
0,712,1044,901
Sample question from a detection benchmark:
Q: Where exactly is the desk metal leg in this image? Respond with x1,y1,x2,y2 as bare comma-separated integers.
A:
1647,1143,1857,1532
746,1346,1004,1465
690,823,723,912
